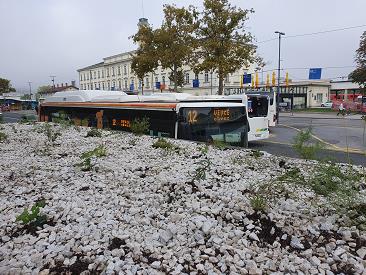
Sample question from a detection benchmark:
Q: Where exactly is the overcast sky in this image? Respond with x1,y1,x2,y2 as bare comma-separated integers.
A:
0,0,365,93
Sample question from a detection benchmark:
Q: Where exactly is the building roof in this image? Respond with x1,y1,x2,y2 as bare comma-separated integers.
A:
38,85,78,94
77,62,105,72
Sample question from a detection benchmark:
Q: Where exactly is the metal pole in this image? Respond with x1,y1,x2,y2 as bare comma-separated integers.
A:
28,82,32,100
275,31,285,122
210,71,213,95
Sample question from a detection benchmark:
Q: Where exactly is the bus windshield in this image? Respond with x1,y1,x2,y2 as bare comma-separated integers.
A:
178,106,248,146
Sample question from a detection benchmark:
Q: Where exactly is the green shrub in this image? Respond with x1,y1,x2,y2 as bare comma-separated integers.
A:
191,159,211,181
130,117,149,136
308,162,359,197
152,138,179,152
293,127,323,160
251,149,263,159
19,115,36,124
43,123,61,143
16,199,47,226
212,140,229,150
77,145,107,171
52,111,74,127
250,195,267,212
86,128,102,138
0,132,7,142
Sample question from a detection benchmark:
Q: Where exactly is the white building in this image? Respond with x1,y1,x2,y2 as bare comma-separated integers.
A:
77,50,251,95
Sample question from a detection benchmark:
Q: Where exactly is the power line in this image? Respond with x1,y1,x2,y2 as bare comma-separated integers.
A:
256,24,366,44
285,24,366,39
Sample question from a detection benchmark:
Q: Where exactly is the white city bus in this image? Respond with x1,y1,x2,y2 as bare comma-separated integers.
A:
225,94,270,141
39,90,250,147
244,91,277,127
150,93,270,142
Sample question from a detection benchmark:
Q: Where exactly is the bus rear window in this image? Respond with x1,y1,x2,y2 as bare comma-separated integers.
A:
248,97,268,118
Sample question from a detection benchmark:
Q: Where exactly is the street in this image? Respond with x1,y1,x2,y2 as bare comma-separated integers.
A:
251,112,365,166
1,110,36,123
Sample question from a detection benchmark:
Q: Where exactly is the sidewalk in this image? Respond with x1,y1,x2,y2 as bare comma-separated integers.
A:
280,111,364,120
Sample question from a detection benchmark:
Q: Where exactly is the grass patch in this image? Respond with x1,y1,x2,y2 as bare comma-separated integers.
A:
191,159,211,181
77,145,107,171
152,138,179,152
86,128,102,138
293,127,323,160
130,117,149,136
292,108,336,113
0,131,7,142
212,140,229,150
250,195,267,212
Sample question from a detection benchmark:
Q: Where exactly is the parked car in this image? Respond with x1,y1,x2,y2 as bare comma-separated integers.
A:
321,101,333,108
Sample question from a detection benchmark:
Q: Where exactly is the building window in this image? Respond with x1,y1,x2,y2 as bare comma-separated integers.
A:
87,84,90,89
102,82,105,90
162,76,166,85
102,70,104,78
118,66,121,75
195,73,199,80
90,71,93,80
139,79,142,88
145,78,149,88
80,75,82,81
119,80,121,89
225,74,230,83
155,76,158,83
204,71,209,82
124,79,128,89
94,71,96,79
98,83,101,90
131,79,134,89
185,73,190,85
98,71,100,79
124,65,127,75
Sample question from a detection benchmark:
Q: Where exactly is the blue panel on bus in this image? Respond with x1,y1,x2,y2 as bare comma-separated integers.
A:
156,82,161,89
193,79,199,88
130,83,134,91
243,74,252,84
309,68,322,80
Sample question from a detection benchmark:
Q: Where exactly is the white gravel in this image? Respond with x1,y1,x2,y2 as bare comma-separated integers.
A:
0,123,365,275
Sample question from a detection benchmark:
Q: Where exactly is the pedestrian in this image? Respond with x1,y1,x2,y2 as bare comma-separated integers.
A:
337,102,344,116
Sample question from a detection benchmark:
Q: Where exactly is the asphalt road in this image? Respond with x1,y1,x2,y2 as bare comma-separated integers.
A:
251,112,366,166
1,110,37,123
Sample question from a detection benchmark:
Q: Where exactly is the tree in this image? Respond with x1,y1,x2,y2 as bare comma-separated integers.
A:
194,0,262,95
35,85,52,100
349,31,366,94
154,5,199,92
0,78,16,95
131,24,158,94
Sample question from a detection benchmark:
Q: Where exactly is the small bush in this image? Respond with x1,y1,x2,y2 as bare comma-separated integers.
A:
77,145,107,171
308,162,359,197
130,117,149,136
19,115,36,124
52,111,74,127
44,123,61,143
250,195,267,212
152,138,179,152
251,149,263,159
199,145,209,155
0,132,7,142
16,199,47,226
191,159,211,181
212,140,229,150
293,127,323,160
86,128,102,138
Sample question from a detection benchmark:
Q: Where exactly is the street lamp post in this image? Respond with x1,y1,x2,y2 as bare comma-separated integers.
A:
275,31,285,122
